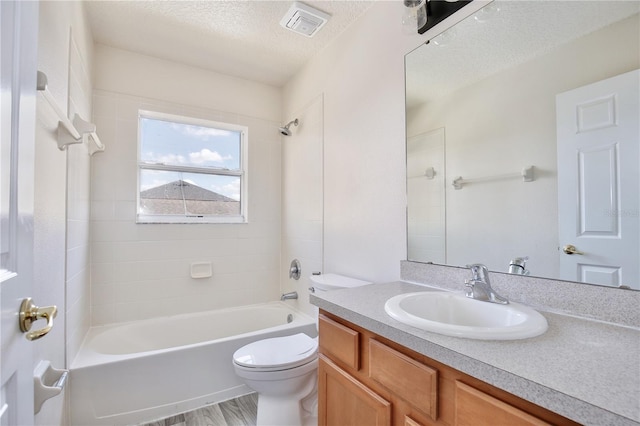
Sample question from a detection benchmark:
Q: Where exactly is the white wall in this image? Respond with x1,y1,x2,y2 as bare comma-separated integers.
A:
35,1,94,423
283,2,435,283
90,46,283,325
407,15,640,276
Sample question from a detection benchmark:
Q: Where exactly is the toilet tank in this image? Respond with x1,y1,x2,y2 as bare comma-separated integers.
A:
309,273,371,292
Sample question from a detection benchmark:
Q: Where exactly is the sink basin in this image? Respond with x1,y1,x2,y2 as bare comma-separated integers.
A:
384,292,548,340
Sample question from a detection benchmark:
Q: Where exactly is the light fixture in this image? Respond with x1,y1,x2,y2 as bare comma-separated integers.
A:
403,0,473,35
402,0,428,34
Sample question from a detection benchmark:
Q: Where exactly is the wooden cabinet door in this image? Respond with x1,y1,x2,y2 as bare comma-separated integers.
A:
318,354,391,426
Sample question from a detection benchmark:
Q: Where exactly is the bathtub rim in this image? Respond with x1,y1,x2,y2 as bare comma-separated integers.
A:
71,301,316,370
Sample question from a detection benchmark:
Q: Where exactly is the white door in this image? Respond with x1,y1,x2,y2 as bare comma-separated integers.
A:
1,1,40,424
556,69,640,289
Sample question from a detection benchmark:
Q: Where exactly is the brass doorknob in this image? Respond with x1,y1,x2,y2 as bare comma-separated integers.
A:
19,298,57,341
562,244,585,255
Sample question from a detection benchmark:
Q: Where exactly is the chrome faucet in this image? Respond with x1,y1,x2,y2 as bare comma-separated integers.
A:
508,256,530,276
464,264,509,304
280,291,298,301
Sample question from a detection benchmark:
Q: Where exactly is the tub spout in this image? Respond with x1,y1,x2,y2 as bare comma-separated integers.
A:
281,291,298,301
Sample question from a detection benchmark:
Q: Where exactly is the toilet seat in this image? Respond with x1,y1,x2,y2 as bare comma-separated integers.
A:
233,333,318,372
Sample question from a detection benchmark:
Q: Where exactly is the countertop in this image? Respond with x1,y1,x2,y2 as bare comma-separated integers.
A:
310,281,640,426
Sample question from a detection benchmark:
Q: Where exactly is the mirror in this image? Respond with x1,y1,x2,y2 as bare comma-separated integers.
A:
406,1,640,289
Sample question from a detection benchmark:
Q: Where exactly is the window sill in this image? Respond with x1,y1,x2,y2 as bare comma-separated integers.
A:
136,214,247,224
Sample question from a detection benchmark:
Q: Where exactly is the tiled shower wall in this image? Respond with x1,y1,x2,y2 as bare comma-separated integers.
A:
90,46,283,325
282,1,415,284
281,95,324,318
65,33,93,363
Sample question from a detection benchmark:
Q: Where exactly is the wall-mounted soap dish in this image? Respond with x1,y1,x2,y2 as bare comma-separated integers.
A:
190,261,212,279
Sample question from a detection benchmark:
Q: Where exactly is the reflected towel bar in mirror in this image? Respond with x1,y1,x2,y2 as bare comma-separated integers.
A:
452,166,534,190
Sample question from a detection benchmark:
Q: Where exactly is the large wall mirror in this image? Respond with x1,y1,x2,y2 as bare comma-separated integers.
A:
406,1,640,289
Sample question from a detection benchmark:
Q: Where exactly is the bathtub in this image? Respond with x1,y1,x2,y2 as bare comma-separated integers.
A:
69,302,317,426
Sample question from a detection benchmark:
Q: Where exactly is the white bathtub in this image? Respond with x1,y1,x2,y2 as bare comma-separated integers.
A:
70,302,317,426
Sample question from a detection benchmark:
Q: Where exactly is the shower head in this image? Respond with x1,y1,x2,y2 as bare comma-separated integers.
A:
279,118,299,136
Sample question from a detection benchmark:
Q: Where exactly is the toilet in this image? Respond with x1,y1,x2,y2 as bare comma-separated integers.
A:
232,273,371,426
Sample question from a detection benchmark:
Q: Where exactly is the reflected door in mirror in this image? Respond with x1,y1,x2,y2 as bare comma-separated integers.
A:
557,69,640,289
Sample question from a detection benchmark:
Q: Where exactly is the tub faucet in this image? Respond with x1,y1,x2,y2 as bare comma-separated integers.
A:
464,264,509,304
281,291,298,301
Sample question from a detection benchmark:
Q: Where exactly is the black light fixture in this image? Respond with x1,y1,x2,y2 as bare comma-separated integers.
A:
403,0,474,35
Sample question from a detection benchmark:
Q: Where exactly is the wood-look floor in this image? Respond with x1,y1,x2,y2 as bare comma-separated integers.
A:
141,393,258,426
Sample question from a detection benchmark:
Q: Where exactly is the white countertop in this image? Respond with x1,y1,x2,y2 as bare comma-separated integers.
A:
310,281,640,426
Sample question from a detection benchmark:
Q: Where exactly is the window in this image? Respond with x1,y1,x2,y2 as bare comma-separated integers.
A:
137,111,248,223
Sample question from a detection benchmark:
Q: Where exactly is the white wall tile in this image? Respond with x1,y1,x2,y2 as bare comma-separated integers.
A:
91,159,117,201
91,242,115,263
210,257,241,275
91,200,115,221
137,259,185,281
66,267,90,307
89,48,283,325
279,96,324,317
92,284,120,305
92,303,116,326
67,245,90,279
93,92,118,118
114,200,137,221
237,238,278,256
111,261,140,283
90,262,114,286
67,219,89,250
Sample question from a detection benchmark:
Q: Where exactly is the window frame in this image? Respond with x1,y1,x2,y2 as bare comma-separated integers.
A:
136,110,248,224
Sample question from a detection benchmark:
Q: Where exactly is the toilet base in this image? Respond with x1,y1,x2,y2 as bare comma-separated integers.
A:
256,394,317,426
253,373,317,426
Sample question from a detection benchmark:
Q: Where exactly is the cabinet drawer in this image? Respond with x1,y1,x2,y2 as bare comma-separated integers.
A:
319,315,360,370
454,381,551,426
368,339,438,420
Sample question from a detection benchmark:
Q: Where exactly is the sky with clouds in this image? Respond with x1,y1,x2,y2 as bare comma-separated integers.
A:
139,117,242,200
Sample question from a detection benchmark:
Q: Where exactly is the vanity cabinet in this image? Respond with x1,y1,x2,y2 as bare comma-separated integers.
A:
318,312,580,426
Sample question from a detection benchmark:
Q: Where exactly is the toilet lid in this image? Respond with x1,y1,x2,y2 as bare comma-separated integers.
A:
233,333,318,370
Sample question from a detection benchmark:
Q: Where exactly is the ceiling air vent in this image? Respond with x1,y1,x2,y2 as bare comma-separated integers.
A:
280,2,331,38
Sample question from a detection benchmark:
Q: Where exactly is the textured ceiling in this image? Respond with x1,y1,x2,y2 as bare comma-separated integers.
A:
406,1,640,109
85,0,374,87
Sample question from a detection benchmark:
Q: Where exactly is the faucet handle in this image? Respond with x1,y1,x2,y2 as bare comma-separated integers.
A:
466,264,489,281
508,256,530,275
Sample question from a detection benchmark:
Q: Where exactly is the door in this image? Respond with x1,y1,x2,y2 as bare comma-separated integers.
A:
556,69,640,288
1,1,40,424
